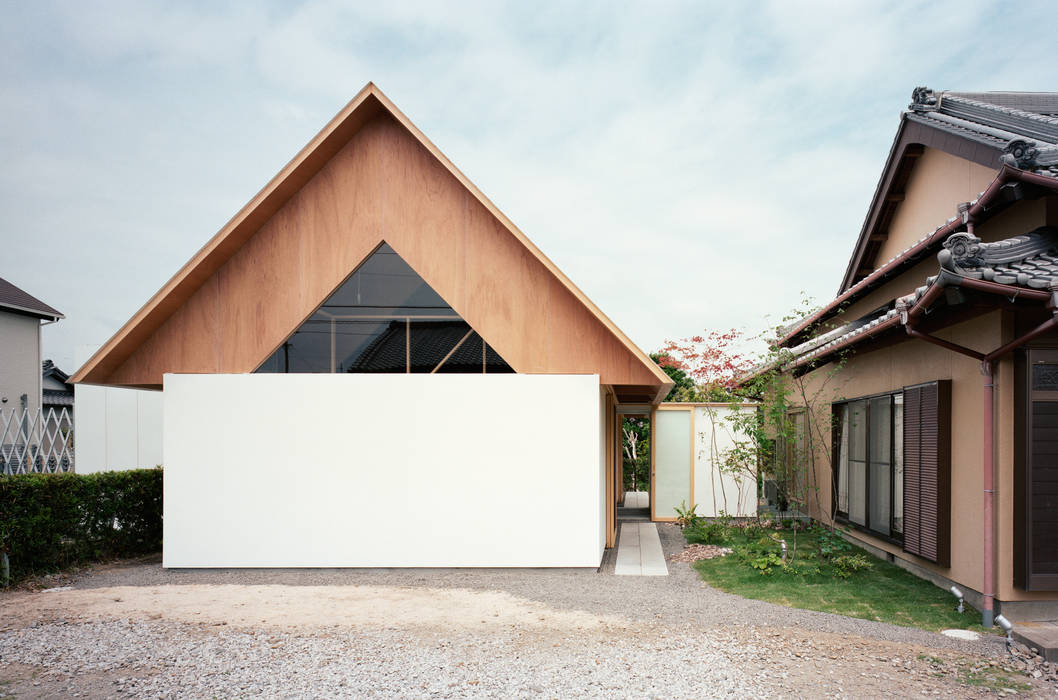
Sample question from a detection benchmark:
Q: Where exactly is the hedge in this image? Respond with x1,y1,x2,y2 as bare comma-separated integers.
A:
0,468,162,583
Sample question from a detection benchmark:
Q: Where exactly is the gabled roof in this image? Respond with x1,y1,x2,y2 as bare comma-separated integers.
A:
0,277,63,321
71,83,671,399
42,359,70,385
841,88,1058,294
780,87,1058,348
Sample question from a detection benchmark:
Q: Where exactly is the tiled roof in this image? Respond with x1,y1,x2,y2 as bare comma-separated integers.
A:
0,277,62,320
907,88,1058,178
936,227,1058,288
785,226,1058,369
43,389,74,407
779,88,1058,349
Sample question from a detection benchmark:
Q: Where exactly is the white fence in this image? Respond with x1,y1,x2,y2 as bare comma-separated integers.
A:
0,407,74,475
653,403,757,519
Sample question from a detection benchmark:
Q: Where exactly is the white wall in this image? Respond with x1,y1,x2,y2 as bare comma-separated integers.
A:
693,405,757,518
74,384,163,473
164,373,602,568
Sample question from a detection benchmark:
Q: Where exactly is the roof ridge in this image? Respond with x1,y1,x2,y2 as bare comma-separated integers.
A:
941,93,1058,138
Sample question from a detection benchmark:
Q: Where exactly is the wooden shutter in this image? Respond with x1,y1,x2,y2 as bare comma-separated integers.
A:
902,380,951,566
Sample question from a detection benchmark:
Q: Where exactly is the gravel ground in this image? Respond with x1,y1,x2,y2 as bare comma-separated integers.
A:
1,524,1053,699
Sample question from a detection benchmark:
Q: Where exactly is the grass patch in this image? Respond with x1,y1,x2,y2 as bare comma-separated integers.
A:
692,525,991,633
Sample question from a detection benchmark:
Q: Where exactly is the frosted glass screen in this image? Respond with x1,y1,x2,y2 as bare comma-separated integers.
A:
654,410,692,519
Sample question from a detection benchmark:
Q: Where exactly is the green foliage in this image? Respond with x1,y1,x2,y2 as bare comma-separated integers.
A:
684,520,730,545
831,553,873,579
746,551,784,575
620,416,650,493
814,523,852,560
673,500,701,529
0,468,162,583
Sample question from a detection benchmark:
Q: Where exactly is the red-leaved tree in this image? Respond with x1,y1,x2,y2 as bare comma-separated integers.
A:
658,329,755,399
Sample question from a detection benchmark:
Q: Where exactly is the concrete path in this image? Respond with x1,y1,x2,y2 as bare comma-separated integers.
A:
614,522,668,576
623,491,649,508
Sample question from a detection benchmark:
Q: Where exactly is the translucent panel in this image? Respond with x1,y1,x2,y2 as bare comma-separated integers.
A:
654,410,692,520
848,460,866,526
256,243,513,374
893,394,904,534
869,461,891,536
837,405,849,514
848,400,867,462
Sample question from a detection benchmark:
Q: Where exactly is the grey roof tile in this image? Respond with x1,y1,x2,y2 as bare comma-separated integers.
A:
0,277,62,320
908,88,1058,176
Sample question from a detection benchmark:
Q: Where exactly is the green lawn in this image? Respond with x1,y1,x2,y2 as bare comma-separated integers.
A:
691,526,992,634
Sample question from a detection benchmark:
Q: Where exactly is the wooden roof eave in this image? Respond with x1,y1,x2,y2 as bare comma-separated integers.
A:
71,83,669,390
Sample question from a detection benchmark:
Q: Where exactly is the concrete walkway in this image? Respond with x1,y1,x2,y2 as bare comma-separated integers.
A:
614,522,668,576
623,491,649,508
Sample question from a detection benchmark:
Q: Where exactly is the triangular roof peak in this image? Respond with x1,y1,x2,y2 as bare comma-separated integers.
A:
72,83,670,399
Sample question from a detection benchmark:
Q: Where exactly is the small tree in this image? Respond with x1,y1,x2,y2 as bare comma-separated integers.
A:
621,416,650,493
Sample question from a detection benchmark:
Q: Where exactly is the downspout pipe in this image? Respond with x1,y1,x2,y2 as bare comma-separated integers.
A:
982,359,996,627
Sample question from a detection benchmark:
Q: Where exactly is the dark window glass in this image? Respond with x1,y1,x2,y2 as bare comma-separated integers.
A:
834,393,902,539
869,396,892,536
1032,364,1058,391
256,243,513,374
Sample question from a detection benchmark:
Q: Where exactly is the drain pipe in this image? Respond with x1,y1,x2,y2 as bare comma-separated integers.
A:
982,359,996,627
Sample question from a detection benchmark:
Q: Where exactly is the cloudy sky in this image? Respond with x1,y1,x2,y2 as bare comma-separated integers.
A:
3,1,1058,371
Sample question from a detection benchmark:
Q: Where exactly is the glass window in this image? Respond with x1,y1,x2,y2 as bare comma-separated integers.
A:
834,392,902,539
893,393,904,534
847,400,867,526
256,243,513,374
1032,363,1058,391
837,405,849,514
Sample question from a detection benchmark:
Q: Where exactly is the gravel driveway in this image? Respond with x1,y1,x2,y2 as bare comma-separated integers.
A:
0,524,1050,699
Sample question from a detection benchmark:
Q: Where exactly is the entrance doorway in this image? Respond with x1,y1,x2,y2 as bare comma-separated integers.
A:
617,408,651,523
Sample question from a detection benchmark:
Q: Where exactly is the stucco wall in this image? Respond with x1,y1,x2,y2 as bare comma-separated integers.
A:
873,147,996,264
796,311,1057,603
0,311,41,415
163,373,603,568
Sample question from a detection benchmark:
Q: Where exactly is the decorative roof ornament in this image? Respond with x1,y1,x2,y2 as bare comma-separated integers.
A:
939,227,1058,286
909,86,939,112
1001,139,1040,168
939,232,984,270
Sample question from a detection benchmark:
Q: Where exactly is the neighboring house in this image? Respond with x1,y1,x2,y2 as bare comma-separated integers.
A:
772,88,1058,623
40,359,74,462
41,359,74,414
0,277,65,474
0,277,63,416
71,84,674,568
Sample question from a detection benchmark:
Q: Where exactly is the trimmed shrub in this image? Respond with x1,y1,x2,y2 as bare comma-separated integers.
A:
0,468,162,583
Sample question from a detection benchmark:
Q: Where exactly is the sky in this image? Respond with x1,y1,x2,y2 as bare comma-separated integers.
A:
3,1,1058,372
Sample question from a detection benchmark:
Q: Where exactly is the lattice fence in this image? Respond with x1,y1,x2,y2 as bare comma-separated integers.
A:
0,407,74,475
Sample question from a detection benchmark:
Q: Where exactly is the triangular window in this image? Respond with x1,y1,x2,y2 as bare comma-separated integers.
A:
256,243,514,374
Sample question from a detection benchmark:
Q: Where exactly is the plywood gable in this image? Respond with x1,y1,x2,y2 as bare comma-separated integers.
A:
85,92,669,396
